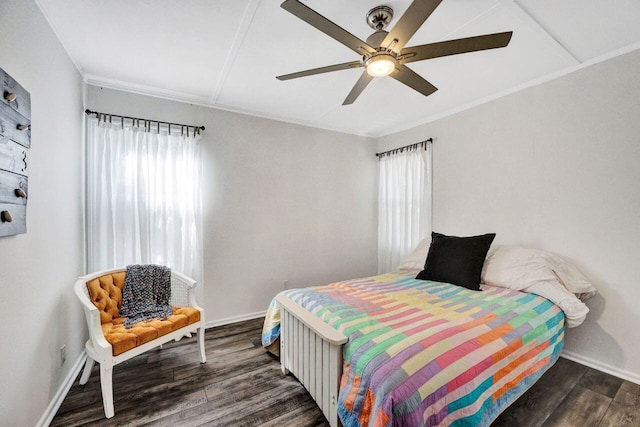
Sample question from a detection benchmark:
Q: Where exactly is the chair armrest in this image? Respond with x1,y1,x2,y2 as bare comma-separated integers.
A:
171,270,196,288
170,271,205,328
74,278,113,361
170,271,203,313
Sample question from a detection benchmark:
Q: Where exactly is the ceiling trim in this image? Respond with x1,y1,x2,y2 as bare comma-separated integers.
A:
383,41,640,138
438,1,502,41
84,76,377,138
207,101,377,138
84,74,213,106
85,39,640,139
508,0,581,63
208,0,263,104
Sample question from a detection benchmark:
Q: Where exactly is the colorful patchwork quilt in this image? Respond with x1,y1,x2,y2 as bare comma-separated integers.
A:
262,271,564,427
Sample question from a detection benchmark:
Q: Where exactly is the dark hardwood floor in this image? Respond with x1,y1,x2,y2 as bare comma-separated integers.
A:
52,318,640,427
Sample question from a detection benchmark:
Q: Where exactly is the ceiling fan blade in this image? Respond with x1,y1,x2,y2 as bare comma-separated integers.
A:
400,31,513,64
277,61,363,81
391,64,438,97
281,0,376,55
381,0,443,53
343,71,374,105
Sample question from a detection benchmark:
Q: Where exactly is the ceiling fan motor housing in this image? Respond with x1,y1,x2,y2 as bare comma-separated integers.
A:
366,5,394,31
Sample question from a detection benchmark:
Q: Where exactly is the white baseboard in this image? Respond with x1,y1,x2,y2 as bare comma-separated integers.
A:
205,310,267,329
561,350,640,385
36,351,87,427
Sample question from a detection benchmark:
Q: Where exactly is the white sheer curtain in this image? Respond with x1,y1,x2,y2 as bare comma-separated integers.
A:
86,117,202,281
378,143,432,273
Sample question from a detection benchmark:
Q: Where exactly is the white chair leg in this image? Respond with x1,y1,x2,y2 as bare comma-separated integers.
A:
79,357,95,385
100,364,115,419
198,326,206,363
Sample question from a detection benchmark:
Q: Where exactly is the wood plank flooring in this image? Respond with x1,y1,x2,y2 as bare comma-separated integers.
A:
52,318,640,426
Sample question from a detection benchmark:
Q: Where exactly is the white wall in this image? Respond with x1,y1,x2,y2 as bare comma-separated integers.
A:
0,1,85,425
378,49,640,381
86,86,379,324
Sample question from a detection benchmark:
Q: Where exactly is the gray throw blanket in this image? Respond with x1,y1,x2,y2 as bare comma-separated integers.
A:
120,264,173,329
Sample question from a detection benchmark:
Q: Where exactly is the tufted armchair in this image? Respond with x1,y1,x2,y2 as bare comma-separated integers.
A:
74,267,206,418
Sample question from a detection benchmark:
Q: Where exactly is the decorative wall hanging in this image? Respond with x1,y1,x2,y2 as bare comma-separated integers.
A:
0,66,30,237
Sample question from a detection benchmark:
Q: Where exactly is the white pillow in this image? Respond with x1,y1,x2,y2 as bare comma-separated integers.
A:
397,237,431,270
481,245,596,328
482,245,597,301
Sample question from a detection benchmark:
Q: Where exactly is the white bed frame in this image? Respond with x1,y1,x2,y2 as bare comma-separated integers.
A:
276,294,348,427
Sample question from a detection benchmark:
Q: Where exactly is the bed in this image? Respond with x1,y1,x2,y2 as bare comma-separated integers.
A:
262,239,595,427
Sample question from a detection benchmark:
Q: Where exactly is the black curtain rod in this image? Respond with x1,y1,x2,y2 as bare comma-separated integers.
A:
84,109,205,132
376,138,433,158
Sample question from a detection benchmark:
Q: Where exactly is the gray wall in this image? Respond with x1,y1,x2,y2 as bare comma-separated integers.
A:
378,49,640,382
86,86,379,324
0,1,85,425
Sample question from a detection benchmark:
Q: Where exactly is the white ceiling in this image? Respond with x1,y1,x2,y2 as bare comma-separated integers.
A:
36,0,640,137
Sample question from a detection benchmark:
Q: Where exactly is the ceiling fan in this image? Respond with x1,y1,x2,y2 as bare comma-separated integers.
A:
276,0,513,105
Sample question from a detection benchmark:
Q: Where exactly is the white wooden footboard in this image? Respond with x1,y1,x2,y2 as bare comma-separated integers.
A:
276,294,348,427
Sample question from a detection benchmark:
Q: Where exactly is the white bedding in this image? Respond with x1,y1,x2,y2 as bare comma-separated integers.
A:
481,245,596,327
398,241,596,328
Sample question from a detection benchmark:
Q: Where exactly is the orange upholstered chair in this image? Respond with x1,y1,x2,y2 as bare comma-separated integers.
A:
74,267,206,418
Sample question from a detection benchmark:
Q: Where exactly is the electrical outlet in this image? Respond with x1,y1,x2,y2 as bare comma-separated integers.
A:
283,280,289,290
60,345,66,366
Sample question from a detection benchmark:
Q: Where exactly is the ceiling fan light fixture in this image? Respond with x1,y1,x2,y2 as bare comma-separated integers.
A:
278,0,514,104
365,54,397,77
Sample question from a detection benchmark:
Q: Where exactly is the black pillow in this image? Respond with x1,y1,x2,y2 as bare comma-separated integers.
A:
415,232,496,291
